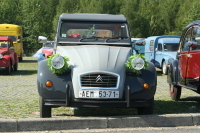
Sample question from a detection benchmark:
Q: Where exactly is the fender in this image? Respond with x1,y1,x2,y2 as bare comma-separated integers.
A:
167,59,179,85
0,55,10,67
37,60,73,99
125,62,157,100
14,52,19,64
163,56,174,66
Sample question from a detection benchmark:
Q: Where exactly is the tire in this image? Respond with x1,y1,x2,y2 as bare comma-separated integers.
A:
39,96,52,118
5,64,11,75
13,63,18,71
18,57,22,62
169,84,181,101
162,61,168,75
138,97,154,115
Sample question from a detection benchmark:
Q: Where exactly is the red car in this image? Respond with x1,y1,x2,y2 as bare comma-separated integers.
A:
0,36,18,75
167,20,200,100
41,41,54,59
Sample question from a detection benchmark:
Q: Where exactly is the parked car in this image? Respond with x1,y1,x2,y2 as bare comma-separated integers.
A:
144,35,180,75
167,20,200,101
41,41,54,59
131,38,145,55
0,36,18,75
32,41,54,61
37,13,157,118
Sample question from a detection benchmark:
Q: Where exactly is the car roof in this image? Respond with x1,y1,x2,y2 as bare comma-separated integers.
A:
0,36,10,41
186,20,200,28
59,13,127,22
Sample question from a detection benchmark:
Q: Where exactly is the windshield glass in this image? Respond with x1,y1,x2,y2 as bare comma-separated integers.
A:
8,36,16,41
60,22,129,42
163,43,179,51
43,42,54,48
0,41,8,48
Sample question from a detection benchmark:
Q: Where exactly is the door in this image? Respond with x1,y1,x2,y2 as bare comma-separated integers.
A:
155,43,163,67
178,28,191,84
185,26,200,87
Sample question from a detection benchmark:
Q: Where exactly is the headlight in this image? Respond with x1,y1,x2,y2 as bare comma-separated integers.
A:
131,57,144,70
168,58,174,64
0,54,3,59
51,55,64,69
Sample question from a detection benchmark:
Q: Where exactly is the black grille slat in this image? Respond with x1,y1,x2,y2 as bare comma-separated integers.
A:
80,73,118,88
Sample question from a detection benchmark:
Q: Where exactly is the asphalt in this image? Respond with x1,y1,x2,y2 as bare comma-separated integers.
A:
1,113,200,132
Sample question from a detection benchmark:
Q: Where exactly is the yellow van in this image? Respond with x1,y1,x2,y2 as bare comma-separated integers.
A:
0,24,23,61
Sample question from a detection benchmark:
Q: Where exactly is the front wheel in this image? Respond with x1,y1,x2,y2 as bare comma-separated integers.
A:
169,84,181,101
13,63,18,71
162,61,168,75
40,96,52,118
5,64,11,75
138,97,154,115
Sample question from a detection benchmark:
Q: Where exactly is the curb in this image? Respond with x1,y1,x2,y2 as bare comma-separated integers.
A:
1,113,200,132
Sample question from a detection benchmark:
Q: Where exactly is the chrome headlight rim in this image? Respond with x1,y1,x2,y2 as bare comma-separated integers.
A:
131,56,145,70
51,55,65,69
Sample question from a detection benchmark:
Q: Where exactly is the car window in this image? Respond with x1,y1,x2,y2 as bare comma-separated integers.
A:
191,26,200,50
182,28,191,51
157,43,162,51
149,40,154,51
0,41,8,48
60,22,129,43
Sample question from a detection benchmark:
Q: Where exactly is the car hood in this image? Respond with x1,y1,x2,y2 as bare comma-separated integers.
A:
0,48,7,54
56,45,131,90
56,45,131,72
162,52,177,59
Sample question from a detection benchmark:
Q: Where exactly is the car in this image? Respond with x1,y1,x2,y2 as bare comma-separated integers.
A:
0,36,18,75
131,38,146,55
32,41,54,61
37,13,157,118
41,41,54,59
145,35,180,75
167,20,200,101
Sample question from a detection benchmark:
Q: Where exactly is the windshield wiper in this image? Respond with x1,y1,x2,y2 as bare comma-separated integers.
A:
79,36,102,42
105,36,128,42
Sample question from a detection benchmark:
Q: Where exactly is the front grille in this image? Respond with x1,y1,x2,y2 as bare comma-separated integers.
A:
80,73,118,88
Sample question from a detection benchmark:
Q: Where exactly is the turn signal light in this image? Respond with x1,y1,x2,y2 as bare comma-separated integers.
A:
46,81,53,87
143,83,149,89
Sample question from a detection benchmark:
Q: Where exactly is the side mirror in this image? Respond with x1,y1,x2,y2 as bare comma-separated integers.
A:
9,47,15,50
188,40,198,47
38,36,47,43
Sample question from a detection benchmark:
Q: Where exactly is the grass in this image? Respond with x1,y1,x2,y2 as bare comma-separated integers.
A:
0,57,200,119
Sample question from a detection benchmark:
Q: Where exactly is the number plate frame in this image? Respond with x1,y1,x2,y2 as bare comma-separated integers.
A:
79,90,119,98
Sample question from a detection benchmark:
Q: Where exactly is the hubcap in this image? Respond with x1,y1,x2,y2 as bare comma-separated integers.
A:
163,63,166,73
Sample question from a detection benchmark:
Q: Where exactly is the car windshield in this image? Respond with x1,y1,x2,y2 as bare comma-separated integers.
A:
6,36,16,41
43,42,54,48
0,41,8,48
60,22,129,43
163,43,179,51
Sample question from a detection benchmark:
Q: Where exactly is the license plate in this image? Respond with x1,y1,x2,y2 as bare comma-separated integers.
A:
79,90,119,98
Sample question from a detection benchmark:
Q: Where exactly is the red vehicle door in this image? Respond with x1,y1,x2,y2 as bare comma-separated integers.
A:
185,26,200,87
178,28,191,85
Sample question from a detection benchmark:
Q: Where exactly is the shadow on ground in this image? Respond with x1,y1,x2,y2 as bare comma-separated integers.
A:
54,96,200,117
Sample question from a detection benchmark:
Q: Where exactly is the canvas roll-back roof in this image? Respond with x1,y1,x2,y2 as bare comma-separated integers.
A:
59,13,127,22
186,20,200,28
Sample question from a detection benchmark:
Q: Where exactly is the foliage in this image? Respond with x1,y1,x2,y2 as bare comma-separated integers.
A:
47,54,70,74
0,0,200,53
125,54,148,74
